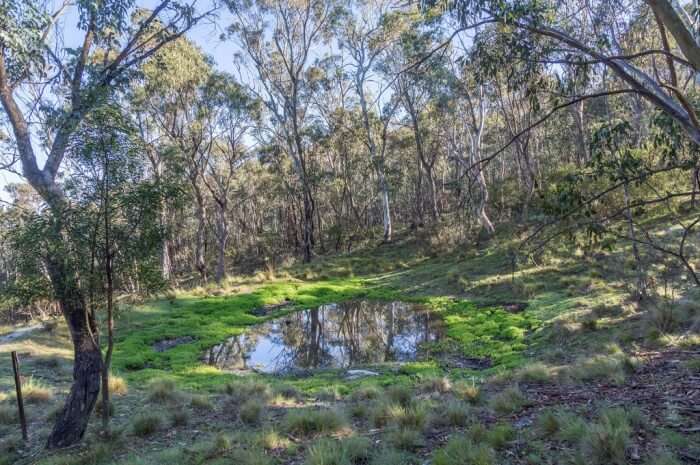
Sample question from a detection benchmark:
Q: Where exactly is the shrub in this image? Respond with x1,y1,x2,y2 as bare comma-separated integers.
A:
132,413,163,436
433,437,496,465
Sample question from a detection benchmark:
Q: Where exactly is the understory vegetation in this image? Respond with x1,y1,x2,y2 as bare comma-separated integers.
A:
1,0,700,463
1,221,698,464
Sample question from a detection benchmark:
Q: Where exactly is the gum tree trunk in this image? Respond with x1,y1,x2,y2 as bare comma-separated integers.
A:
45,257,102,448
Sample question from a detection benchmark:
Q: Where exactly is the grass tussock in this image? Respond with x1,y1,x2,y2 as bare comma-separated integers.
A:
132,412,163,436
190,394,213,410
23,378,53,404
108,374,128,396
225,380,272,404
488,386,528,415
285,408,346,436
147,378,180,403
433,436,496,465
306,436,371,465
240,399,264,425
579,407,632,465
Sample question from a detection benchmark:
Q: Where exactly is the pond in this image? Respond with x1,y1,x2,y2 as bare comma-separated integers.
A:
202,300,443,374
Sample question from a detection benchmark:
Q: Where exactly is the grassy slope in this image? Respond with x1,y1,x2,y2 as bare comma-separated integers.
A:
0,224,698,465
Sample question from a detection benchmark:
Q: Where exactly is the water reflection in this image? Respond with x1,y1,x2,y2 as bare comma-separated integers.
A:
203,301,443,374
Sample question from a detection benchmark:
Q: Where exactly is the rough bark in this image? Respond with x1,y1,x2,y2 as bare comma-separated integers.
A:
45,257,102,448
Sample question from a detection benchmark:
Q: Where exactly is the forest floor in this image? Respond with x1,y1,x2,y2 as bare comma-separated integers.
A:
0,222,699,465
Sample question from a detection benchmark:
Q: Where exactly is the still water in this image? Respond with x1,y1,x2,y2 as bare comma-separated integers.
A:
203,300,443,374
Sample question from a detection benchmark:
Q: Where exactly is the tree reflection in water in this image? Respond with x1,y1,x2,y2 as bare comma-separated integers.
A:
203,300,443,373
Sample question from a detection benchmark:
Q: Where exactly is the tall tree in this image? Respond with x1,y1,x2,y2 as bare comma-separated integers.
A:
0,0,209,447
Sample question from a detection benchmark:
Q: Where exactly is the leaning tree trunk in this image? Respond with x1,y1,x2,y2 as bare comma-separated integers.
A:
46,257,102,448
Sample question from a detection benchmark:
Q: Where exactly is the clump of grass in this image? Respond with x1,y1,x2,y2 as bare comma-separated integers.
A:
386,428,425,451
369,447,416,465
644,449,681,465
536,408,563,437
306,437,371,465
23,378,52,404
489,386,528,415
348,402,370,421
132,412,163,436
579,408,632,465
211,433,232,454
482,423,515,449
240,399,264,425
418,376,452,394
432,401,470,428
317,385,348,402
95,398,115,417
224,380,272,403
170,408,189,427
454,380,481,404
273,384,300,401
514,362,554,384
257,429,292,451
0,405,17,423
389,403,429,430
433,436,496,465
190,394,213,410
285,409,346,436
147,378,180,403
386,385,413,407
108,374,128,396
350,385,381,401
229,448,275,465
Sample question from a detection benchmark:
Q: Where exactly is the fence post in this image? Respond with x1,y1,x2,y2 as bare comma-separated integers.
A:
11,351,28,441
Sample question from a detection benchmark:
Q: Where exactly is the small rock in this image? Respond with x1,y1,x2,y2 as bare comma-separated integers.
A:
345,369,379,380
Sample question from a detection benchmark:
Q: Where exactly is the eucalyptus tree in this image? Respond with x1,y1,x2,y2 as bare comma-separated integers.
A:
338,0,402,241
0,0,211,448
66,103,161,432
226,0,341,262
447,36,495,235
200,73,261,283
136,36,213,282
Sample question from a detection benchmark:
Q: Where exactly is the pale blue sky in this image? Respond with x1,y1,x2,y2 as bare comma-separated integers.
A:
1,1,239,201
